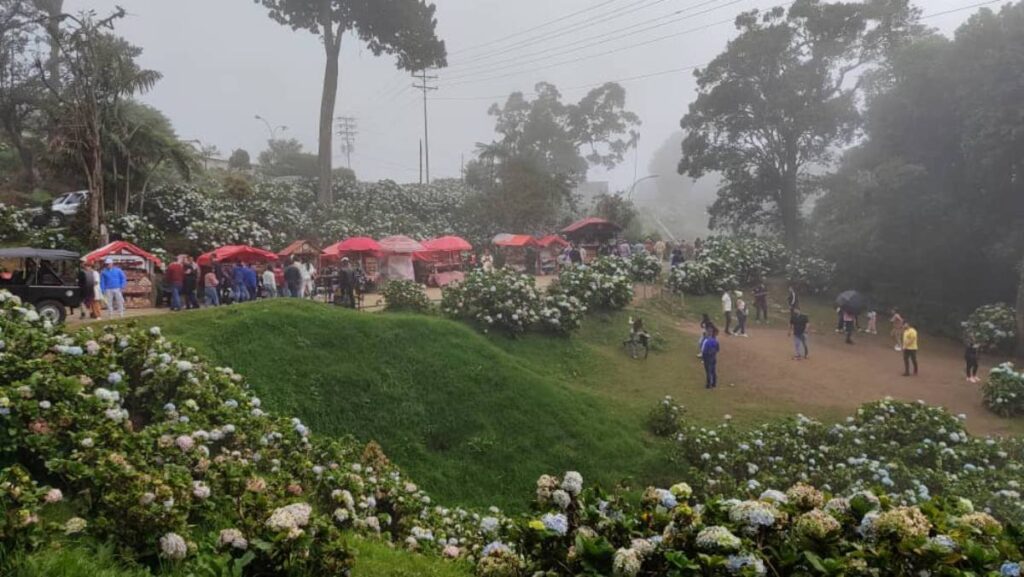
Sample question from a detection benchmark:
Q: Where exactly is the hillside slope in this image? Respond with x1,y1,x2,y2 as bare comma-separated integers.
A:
141,300,673,509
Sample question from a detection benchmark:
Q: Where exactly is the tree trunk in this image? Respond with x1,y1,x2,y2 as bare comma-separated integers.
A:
10,131,37,190
779,167,800,250
1016,257,1024,359
317,15,342,204
34,0,63,88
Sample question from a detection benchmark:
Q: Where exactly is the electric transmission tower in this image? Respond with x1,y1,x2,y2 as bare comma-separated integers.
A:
335,115,358,169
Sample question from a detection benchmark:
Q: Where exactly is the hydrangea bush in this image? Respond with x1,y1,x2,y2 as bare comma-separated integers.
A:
962,303,1017,352
555,258,633,310
0,201,30,243
628,253,662,283
984,363,1024,418
785,253,836,295
382,280,432,313
441,269,543,335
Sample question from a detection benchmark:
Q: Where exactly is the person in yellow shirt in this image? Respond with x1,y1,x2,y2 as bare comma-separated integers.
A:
902,321,919,376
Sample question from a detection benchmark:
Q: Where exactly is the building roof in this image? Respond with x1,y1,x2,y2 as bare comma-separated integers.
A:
561,217,621,234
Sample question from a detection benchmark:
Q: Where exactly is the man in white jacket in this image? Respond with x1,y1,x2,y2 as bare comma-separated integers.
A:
721,290,733,335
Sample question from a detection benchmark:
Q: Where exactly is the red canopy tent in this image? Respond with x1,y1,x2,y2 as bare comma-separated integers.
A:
378,236,425,282
535,235,569,274
493,234,537,248
84,241,163,269
536,235,569,249
321,237,383,280
277,240,320,260
492,234,537,272
414,236,473,286
561,217,621,263
197,245,278,267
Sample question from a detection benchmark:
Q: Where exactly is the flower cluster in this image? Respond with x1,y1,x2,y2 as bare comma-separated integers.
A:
962,303,1017,353
0,201,31,243
382,280,433,313
555,258,633,310
442,269,587,335
785,253,835,295
627,252,662,283
668,236,817,296
984,363,1024,417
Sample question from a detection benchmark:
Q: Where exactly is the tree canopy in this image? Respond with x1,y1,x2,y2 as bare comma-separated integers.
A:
679,0,920,248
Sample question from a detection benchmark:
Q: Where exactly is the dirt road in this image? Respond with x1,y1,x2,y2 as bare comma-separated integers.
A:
679,319,1019,436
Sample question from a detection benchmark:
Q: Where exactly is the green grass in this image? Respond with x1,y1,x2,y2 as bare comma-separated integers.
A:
350,538,472,577
131,300,680,511
10,543,152,577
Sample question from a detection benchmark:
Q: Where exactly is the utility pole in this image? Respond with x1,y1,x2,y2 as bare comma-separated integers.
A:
335,116,358,169
419,140,423,185
413,69,437,183
460,153,465,184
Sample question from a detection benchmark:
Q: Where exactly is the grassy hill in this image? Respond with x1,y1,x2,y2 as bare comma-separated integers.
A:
136,300,678,510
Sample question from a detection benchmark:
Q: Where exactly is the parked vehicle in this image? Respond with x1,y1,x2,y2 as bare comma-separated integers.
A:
27,190,89,228
0,247,83,323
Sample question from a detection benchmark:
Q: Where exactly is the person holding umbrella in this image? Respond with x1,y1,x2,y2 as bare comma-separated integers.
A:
835,290,866,345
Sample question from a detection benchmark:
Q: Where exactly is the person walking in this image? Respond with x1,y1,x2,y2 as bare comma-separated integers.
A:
865,310,878,335
164,257,184,311
787,284,799,312
244,263,259,301
203,267,220,306
89,264,103,319
789,307,810,360
964,340,980,383
654,239,666,262
842,309,856,344
262,265,277,299
274,264,286,297
701,327,720,389
753,283,768,324
721,290,733,335
100,258,127,319
670,248,684,268
284,259,303,298
231,262,248,303
698,313,715,358
300,260,316,299
902,320,919,376
734,291,749,337
889,308,905,351
183,256,200,310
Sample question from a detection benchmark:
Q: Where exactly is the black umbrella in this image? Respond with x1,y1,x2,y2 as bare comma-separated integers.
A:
835,290,867,314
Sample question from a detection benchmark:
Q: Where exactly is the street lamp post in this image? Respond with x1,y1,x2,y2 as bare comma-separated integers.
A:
254,115,287,140
628,174,660,199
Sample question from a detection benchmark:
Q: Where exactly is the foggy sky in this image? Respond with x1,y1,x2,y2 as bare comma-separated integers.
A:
66,0,983,193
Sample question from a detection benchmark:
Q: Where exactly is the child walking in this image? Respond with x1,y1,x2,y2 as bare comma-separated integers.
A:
701,327,720,389
734,291,749,337
865,310,877,334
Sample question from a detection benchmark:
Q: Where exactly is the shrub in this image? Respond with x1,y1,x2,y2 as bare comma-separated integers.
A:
555,258,633,310
382,280,432,313
107,214,165,250
538,285,586,335
441,269,542,334
646,396,685,437
785,253,835,295
628,253,662,283
962,303,1017,352
0,201,30,243
666,260,729,295
984,363,1024,418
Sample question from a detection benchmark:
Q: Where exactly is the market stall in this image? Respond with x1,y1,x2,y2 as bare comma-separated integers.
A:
561,217,622,262
493,234,538,273
536,234,570,275
415,235,473,287
197,245,278,266
83,241,164,308
277,240,320,263
378,235,425,282
321,237,383,295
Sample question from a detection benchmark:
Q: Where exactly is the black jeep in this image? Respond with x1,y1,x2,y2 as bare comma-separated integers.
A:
0,248,83,323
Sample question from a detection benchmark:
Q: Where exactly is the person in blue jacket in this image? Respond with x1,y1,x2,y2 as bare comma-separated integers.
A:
701,327,720,389
99,258,127,318
232,263,248,303
243,264,259,301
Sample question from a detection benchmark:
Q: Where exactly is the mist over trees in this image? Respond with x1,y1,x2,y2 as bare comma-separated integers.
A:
635,131,718,241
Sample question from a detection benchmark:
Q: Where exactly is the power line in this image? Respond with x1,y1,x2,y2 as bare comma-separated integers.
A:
449,0,624,56
444,0,741,80
449,0,670,68
919,0,1004,20
412,69,438,184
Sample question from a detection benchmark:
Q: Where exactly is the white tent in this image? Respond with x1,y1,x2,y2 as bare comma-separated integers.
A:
385,254,415,281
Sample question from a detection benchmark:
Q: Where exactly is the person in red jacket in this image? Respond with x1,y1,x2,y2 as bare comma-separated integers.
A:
164,257,185,311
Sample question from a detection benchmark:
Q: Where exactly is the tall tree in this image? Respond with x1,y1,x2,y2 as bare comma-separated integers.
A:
31,0,61,83
40,8,161,236
228,148,251,171
0,0,45,188
678,0,920,248
254,0,446,203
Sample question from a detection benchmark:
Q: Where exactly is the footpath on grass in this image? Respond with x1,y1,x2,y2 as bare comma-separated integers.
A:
673,315,1022,436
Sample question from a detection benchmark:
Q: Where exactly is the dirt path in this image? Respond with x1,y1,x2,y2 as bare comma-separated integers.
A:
677,319,1019,436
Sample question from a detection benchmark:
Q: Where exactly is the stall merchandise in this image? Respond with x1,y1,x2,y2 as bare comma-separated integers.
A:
379,235,425,282
493,234,538,273
536,235,570,274
83,241,164,308
416,236,473,286
561,217,621,262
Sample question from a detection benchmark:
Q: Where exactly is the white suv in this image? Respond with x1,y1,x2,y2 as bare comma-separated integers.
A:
28,190,88,227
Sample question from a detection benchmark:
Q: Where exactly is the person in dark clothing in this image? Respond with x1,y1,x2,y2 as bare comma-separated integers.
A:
337,258,357,308
284,260,303,297
670,248,684,268
182,256,200,309
701,327,720,389
964,340,980,383
789,307,809,359
753,284,768,323
243,264,259,300
76,264,94,319
787,284,799,312
697,313,716,358
232,263,248,303
569,245,582,266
